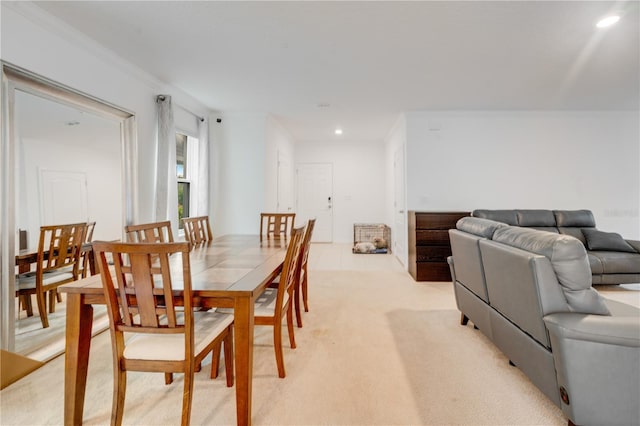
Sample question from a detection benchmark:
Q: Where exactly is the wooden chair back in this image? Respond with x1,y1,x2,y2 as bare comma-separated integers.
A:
299,218,316,275
182,216,213,246
276,226,305,314
94,241,193,335
294,218,316,325
260,213,295,241
125,220,174,243
80,221,96,278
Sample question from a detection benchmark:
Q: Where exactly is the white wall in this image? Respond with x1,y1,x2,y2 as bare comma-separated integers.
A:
1,3,211,225
406,111,640,238
295,141,387,243
211,113,266,236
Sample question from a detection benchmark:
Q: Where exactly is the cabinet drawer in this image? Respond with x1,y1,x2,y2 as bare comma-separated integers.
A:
416,246,452,262
416,230,450,244
415,212,469,230
416,262,452,281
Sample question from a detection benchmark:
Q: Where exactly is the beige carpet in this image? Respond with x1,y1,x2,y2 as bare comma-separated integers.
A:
1,264,636,425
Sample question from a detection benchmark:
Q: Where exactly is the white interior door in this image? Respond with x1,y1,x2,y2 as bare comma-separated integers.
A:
393,148,407,266
40,169,88,225
296,163,333,242
277,150,294,212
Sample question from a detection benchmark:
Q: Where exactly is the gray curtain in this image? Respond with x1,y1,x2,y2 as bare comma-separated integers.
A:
155,95,178,236
196,117,209,216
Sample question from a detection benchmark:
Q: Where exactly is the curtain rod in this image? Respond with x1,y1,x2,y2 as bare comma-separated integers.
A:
157,94,205,122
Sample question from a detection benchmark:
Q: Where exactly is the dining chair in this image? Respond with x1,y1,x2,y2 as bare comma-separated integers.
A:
220,225,305,379
295,218,316,327
93,241,234,426
124,220,174,243
182,216,213,247
15,222,88,328
79,221,96,278
260,213,296,241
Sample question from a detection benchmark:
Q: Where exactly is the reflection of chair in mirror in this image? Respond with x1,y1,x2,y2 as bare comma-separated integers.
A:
260,213,295,241
79,221,96,278
15,222,87,328
93,241,235,425
124,220,174,243
182,216,213,247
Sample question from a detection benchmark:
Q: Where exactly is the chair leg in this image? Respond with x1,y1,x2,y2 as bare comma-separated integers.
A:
165,373,173,385
49,290,57,313
223,326,234,387
273,320,286,378
210,343,221,379
36,291,49,328
294,282,303,328
302,268,309,312
181,363,194,426
286,304,296,349
56,291,62,303
112,367,126,426
18,295,34,317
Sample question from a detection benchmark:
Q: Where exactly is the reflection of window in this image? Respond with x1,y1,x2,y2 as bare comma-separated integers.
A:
176,133,193,229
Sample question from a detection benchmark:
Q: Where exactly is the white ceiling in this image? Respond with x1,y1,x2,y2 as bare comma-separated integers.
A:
32,1,640,142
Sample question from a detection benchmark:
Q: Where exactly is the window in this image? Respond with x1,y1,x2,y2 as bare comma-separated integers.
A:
176,132,195,229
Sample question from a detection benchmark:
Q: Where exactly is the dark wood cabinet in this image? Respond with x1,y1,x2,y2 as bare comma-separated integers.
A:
408,211,469,281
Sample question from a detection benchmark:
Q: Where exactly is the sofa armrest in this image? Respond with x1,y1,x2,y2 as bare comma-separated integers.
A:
544,312,640,347
625,239,640,253
543,312,640,426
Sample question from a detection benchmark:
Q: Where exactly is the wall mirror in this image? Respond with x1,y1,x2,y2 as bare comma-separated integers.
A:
1,63,138,360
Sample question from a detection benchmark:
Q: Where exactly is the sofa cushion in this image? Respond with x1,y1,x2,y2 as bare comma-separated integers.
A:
582,229,637,253
588,251,640,274
516,210,557,227
472,210,518,225
456,217,507,239
492,226,610,315
554,210,596,227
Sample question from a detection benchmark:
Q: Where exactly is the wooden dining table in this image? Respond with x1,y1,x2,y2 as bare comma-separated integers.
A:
58,234,287,426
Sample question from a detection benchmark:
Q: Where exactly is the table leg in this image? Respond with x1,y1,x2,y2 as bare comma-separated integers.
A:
64,293,94,426
234,296,254,426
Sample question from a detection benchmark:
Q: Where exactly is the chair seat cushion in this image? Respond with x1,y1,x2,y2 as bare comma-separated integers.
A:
123,311,233,361
16,270,74,290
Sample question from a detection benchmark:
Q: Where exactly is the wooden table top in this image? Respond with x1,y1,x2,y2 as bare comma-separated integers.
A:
59,234,287,297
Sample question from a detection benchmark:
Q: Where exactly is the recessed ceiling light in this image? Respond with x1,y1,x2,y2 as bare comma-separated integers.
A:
317,102,331,108
65,121,80,126
596,15,620,28
334,128,343,135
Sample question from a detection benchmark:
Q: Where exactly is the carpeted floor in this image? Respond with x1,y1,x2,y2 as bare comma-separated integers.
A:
1,245,637,425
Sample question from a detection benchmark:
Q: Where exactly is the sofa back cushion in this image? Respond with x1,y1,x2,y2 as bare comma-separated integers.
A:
516,210,556,227
472,210,518,225
479,239,565,348
492,226,610,315
449,218,508,303
554,210,596,244
456,217,507,239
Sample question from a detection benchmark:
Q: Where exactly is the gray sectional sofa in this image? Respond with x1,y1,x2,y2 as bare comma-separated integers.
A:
448,217,640,426
472,209,640,284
